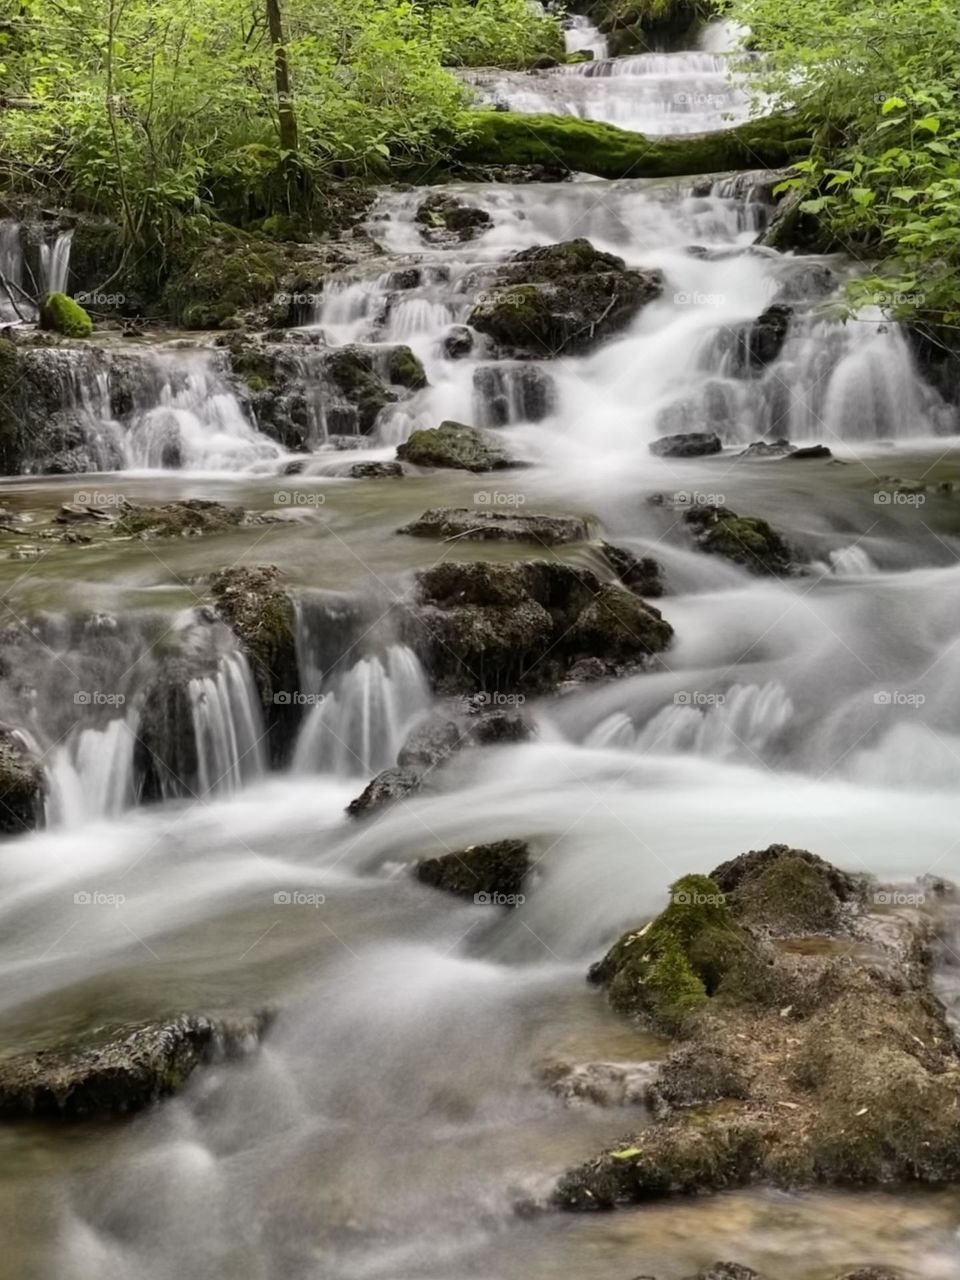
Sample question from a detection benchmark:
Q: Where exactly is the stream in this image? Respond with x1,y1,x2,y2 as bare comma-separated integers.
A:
1,17,960,1280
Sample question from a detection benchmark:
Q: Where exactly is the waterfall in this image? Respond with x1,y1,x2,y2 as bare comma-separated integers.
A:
0,219,27,323
40,228,73,296
188,652,267,797
564,15,608,60
44,717,139,826
293,645,431,777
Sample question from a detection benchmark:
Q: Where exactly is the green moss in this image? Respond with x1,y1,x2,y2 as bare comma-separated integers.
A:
396,421,511,472
572,582,673,659
455,111,812,181
685,505,794,576
386,346,428,390
733,853,842,934
598,874,747,1030
38,292,93,338
163,230,284,329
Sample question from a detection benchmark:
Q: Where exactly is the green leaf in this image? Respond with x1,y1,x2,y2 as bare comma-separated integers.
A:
891,187,921,202
915,115,941,133
610,1147,643,1160
799,197,828,213
880,97,907,115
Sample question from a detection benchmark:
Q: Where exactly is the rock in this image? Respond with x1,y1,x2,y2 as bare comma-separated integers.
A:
39,291,93,338
736,303,793,371
830,1270,902,1280
473,363,556,425
0,1012,271,1119
416,838,530,900
415,193,492,243
738,438,794,458
346,766,422,817
397,507,590,546
163,230,285,329
385,345,428,390
541,1059,659,1107
557,846,960,1209
407,559,673,695
396,421,514,472
54,501,115,525
787,444,833,460
0,731,43,834
650,431,722,458
113,499,259,539
208,567,298,764
683,504,795,576
396,717,464,769
601,542,664,597
693,1267,768,1280
470,239,662,357
348,460,404,479
465,708,533,746
443,326,474,359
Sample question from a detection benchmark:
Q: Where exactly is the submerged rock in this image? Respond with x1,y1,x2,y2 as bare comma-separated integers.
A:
650,431,722,458
0,1012,271,1119
469,239,662,357
396,421,515,472
407,559,672,695
348,460,404,479
601,542,664,598
787,444,833,460
397,507,590,546
416,838,530,900
683,503,795,576
0,731,44,834
541,1059,658,1107
346,766,423,817
557,845,960,1208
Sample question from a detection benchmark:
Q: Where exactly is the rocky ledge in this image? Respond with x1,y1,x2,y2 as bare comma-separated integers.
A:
0,1011,272,1119
555,844,960,1208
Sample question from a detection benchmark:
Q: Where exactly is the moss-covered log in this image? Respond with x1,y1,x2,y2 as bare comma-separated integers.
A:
454,111,812,181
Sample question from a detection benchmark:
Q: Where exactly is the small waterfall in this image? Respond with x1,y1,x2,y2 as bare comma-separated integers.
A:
45,717,139,826
189,652,267,797
293,645,431,777
564,15,608,60
40,228,73,296
0,219,28,323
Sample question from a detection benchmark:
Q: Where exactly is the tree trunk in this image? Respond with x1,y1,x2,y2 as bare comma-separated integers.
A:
266,0,298,154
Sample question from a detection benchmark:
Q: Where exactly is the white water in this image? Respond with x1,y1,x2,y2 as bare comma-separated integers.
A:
189,651,268,796
40,228,74,296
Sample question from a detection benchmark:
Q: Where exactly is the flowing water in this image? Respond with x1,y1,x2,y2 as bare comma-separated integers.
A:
2,19,960,1280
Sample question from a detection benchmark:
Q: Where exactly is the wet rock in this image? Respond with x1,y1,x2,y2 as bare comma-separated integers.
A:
693,1267,768,1280
787,444,832,460
396,717,464,769
830,1270,902,1280
443,326,474,359
0,1012,271,1119
601,542,664,598
208,566,298,764
415,193,492,243
557,846,960,1209
541,1059,658,1107
683,504,795,576
416,838,530,899
650,431,722,458
396,421,515,472
346,766,422,817
348,460,404,479
465,708,533,746
469,239,663,357
473,363,556,425
385,345,427,390
398,507,590,546
39,291,93,338
407,559,673,695
113,499,263,539
0,731,44,835
54,501,115,525
738,438,794,458
735,303,793,371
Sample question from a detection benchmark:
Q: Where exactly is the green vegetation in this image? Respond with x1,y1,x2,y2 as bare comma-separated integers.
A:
38,292,93,337
729,0,960,324
454,111,812,179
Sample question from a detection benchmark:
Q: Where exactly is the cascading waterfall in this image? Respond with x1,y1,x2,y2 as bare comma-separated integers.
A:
44,717,140,826
564,14,608,60
188,651,267,796
0,219,27,323
39,228,74,296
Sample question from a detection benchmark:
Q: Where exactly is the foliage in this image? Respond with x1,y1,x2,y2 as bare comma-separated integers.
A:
728,0,960,324
428,0,563,68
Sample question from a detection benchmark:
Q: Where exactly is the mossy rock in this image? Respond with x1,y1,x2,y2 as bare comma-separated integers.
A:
163,231,285,329
38,292,93,338
0,339,22,472
0,731,44,834
591,874,748,1030
386,346,428,390
455,111,812,182
416,839,530,900
396,421,513,472
730,853,845,935
571,582,673,662
684,504,795,576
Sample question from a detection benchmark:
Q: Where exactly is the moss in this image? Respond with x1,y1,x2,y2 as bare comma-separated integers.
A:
416,839,530,899
733,853,842,935
684,504,794,576
386,346,428,390
163,230,284,329
38,291,93,338
396,421,511,472
571,582,673,660
454,111,812,182
596,874,748,1030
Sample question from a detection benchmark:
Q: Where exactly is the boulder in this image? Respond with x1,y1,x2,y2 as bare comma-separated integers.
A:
683,504,795,576
735,303,793,371
416,838,530,900
556,846,960,1209
38,291,93,338
601,542,664,597
443,326,474,359
650,431,722,458
348,460,404,479
739,438,794,458
415,193,492,243
346,766,422,817
397,507,590,546
0,1012,271,1119
0,731,44,834
787,444,833,460
469,239,663,357
396,421,515,472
